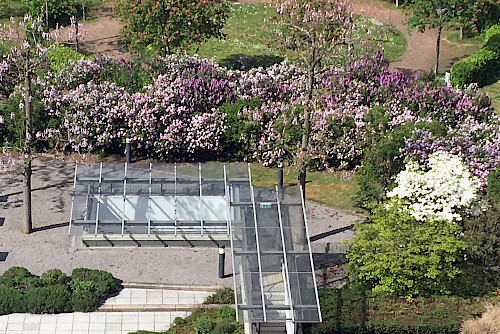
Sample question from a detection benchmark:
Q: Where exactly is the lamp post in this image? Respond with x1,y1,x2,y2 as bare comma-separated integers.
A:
277,158,283,188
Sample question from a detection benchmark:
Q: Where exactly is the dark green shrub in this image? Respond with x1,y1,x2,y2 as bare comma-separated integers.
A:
219,98,262,161
217,306,236,320
2,266,32,280
451,47,500,87
173,316,186,326
1,266,42,291
70,280,100,312
204,288,235,305
40,269,70,285
212,319,236,334
193,315,215,334
0,286,25,315
484,24,500,50
71,268,119,300
24,284,71,313
451,25,500,88
314,285,489,334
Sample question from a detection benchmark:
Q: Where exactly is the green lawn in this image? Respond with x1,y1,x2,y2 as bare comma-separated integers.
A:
249,163,360,212
481,80,500,115
192,3,407,67
0,0,28,20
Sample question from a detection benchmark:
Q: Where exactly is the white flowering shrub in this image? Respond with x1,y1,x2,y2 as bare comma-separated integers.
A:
387,151,481,222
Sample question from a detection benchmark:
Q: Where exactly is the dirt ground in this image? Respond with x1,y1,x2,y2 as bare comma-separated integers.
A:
0,158,360,286
72,0,477,73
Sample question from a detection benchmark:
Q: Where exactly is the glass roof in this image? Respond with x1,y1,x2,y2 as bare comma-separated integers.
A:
69,162,321,323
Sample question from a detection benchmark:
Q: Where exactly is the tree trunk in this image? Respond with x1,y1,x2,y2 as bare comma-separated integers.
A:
22,73,33,234
75,18,79,53
435,24,442,74
460,24,464,39
298,61,315,200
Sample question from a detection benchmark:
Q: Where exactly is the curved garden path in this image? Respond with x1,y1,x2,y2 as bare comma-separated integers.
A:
72,0,477,72
350,0,475,72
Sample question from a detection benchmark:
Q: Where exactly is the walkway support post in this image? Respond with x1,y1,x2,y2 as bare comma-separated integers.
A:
125,138,132,164
219,246,225,278
278,158,284,187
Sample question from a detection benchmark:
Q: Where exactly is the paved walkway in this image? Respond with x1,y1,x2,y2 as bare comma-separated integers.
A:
0,287,217,334
0,311,188,334
103,288,212,307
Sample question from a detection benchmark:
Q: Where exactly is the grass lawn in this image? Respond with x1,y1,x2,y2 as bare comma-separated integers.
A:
481,80,500,115
249,163,360,212
0,0,28,20
192,3,407,67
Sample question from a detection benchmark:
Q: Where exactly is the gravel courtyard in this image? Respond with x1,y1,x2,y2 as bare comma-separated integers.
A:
0,158,361,286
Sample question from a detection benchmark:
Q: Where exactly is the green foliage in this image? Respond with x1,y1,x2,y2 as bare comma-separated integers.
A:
0,266,118,315
484,24,500,49
193,315,215,334
203,288,235,305
173,316,186,326
24,284,72,313
0,266,42,291
315,285,491,334
219,98,262,161
46,43,86,73
0,286,24,315
451,47,500,87
98,58,153,93
0,90,58,150
212,319,236,334
2,267,32,280
451,25,500,87
69,280,100,312
40,269,70,285
347,201,467,298
70,268,119,300
403,0,456,31
217,306,236,320
0,0,28,19
22,0,80,25
114,0,229,55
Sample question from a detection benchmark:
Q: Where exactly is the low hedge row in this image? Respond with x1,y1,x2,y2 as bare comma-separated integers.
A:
451,24,500,87
312,284,497,334
0,267,119,315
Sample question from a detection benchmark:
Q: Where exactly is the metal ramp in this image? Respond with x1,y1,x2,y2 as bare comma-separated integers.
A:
228,166,321,334
69,163,321,332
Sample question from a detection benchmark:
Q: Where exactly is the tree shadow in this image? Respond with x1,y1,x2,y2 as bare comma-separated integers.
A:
219,53,284,70
32,222,69,233
1,180,72,198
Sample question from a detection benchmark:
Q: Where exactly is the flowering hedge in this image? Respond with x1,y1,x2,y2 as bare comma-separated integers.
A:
2,52,499,195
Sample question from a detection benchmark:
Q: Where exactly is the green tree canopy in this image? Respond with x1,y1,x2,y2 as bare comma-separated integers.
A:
114,0,229,55
347,200,467,298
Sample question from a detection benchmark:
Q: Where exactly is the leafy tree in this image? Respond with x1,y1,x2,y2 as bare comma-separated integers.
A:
22,0,80,26
114,0,229,55
347,200,467,298
0,16,54,234
456,0,500,37
403,0,458,73
267,0,352,197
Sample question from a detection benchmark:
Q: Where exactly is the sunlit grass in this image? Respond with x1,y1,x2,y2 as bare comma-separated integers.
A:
192,3,407,66
481,80,500,115
249,163,361,212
